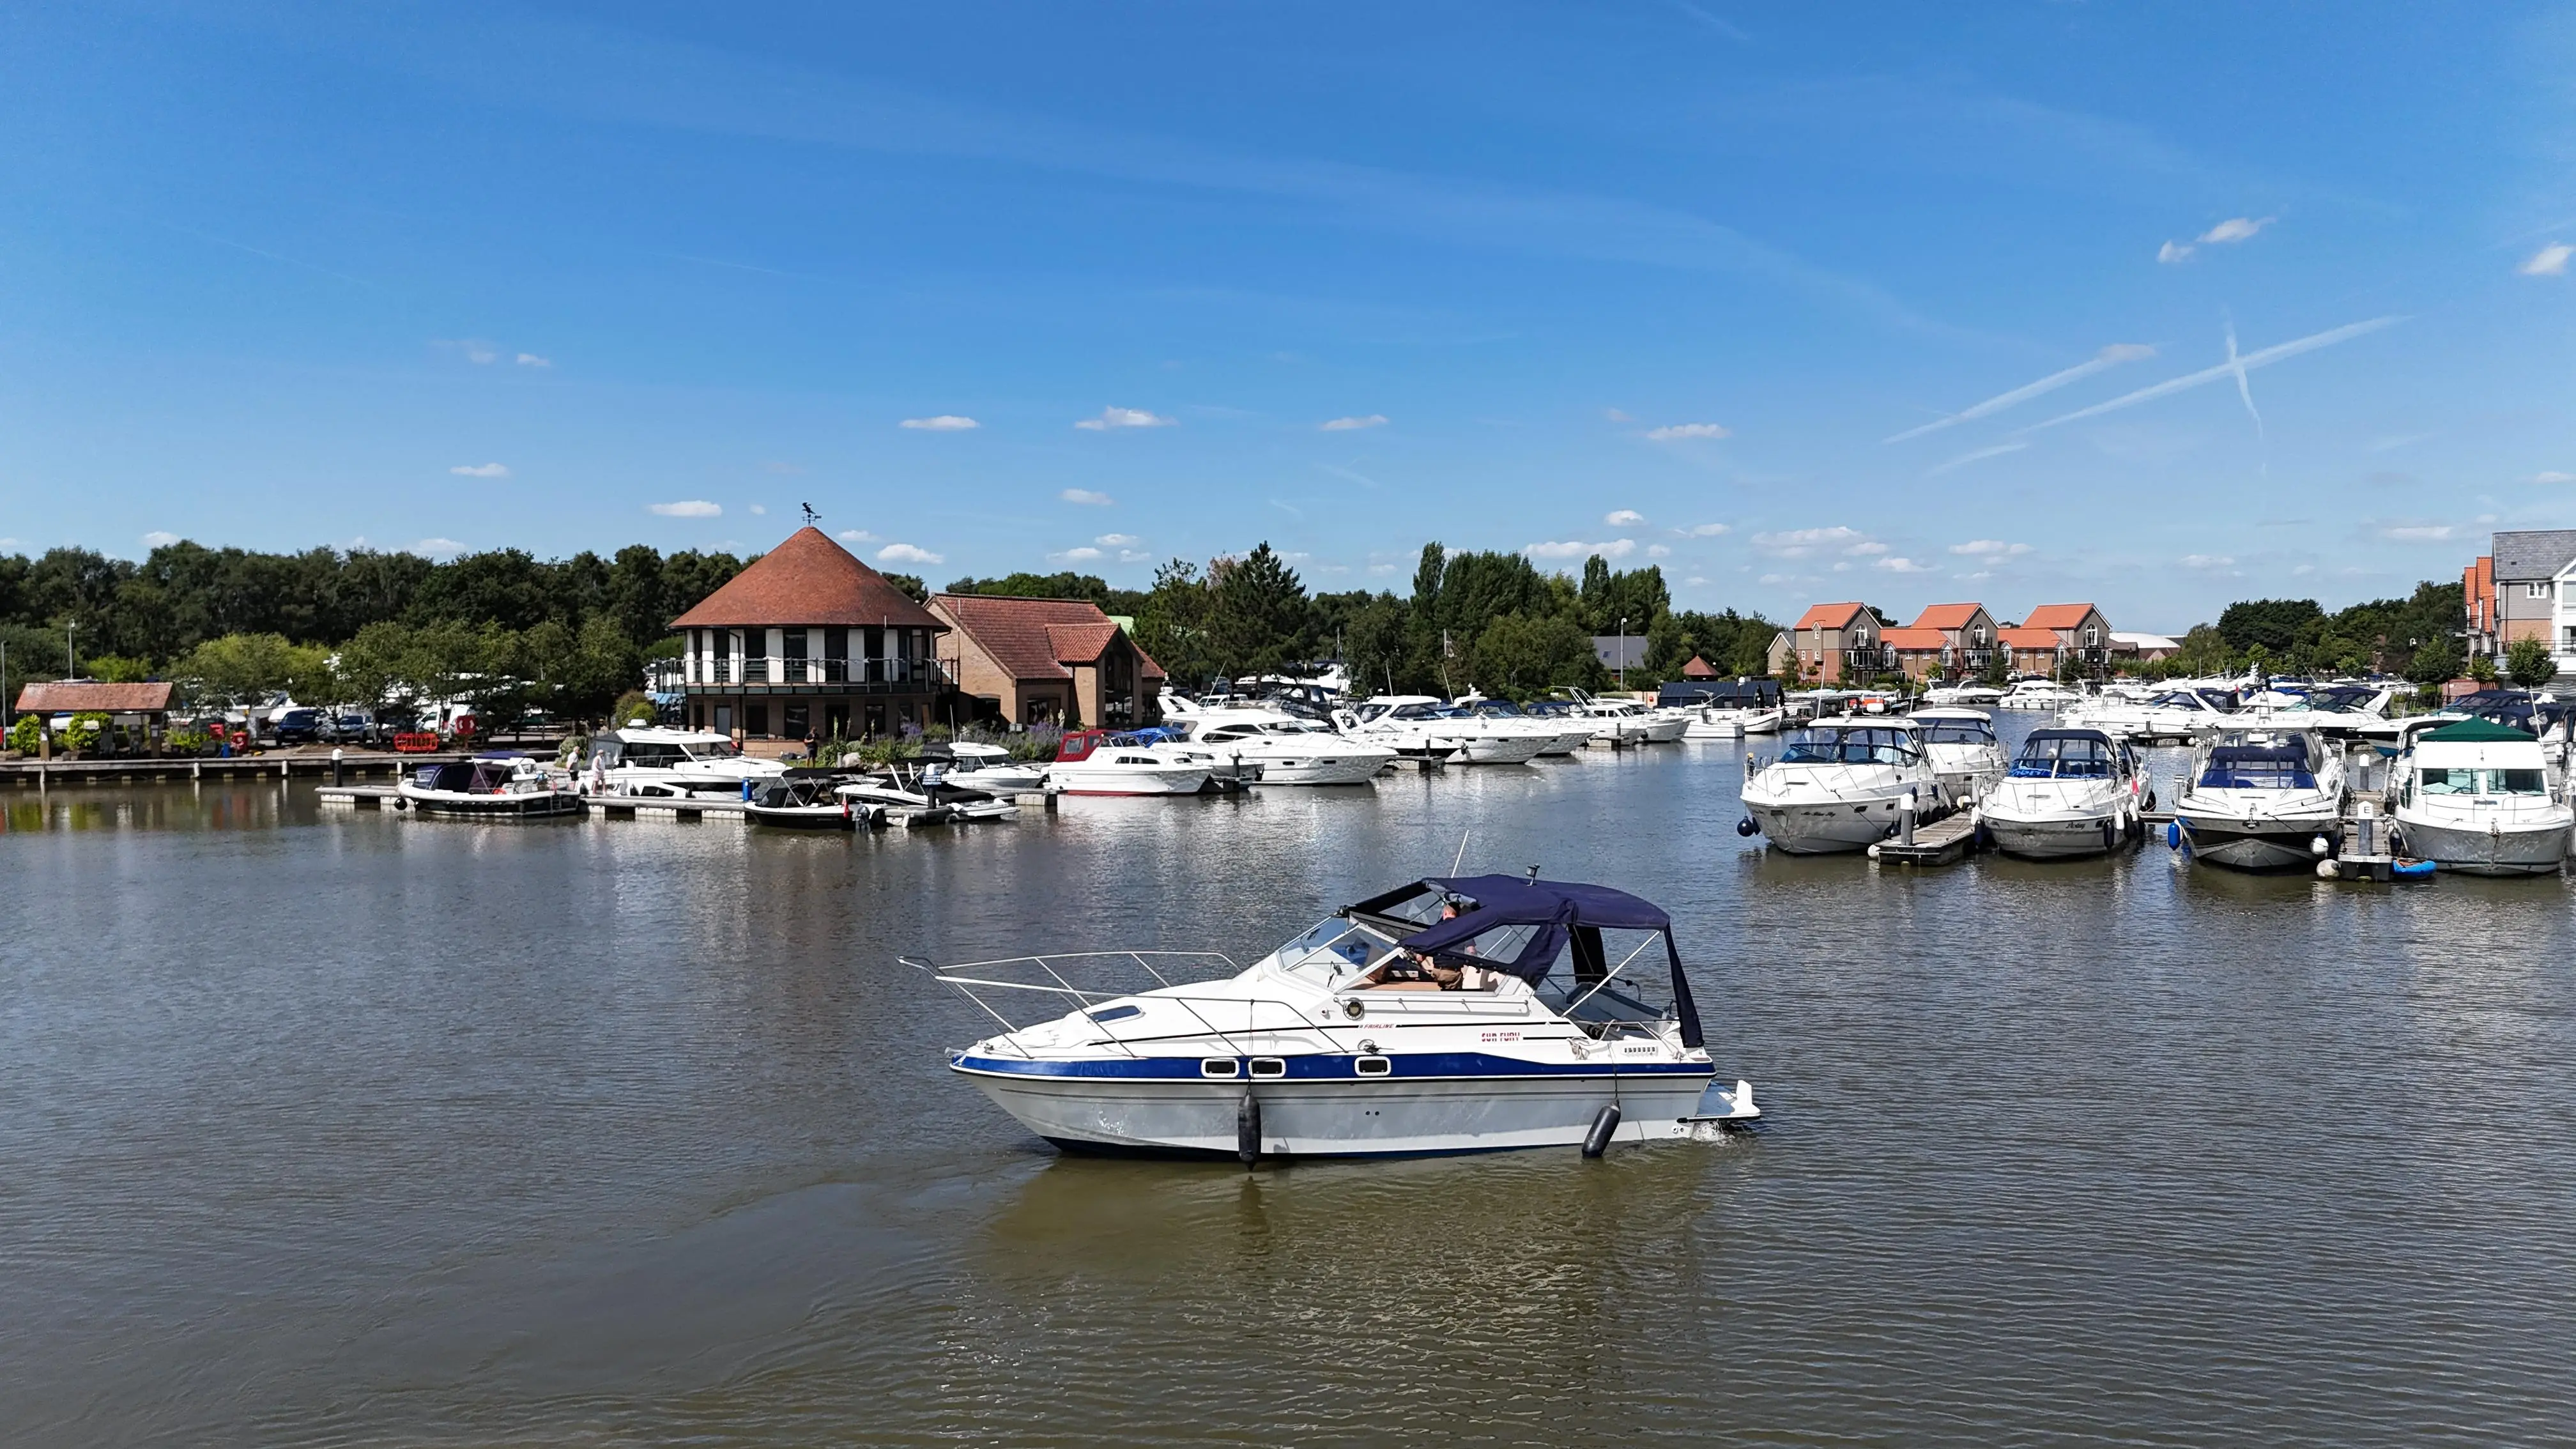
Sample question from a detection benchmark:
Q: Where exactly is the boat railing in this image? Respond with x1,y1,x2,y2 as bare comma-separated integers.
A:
909,951,1346,1060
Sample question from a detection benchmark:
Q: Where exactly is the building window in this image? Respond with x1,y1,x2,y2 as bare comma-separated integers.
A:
745,703,769,737
784,704,809,739
2531,582,2551,599
2085,627,2100,646
785,629,809,684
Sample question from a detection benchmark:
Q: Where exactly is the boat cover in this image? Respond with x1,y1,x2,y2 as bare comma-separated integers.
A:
2423,717,2538,744
1342,875,1703,1048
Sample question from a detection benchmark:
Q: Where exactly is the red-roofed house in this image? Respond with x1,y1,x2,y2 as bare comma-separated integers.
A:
2464,553,2496,660
1909,602,1998,677
1997,627,2066,675
668,526,951,739
2021,602,2113,675
1765,602,1884,684
928,594,1165,728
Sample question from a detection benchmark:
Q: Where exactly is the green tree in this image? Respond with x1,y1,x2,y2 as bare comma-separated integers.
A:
1208,543,1308,679
1135,560,1215,686
2405,634,2462,689
2504,635,2557,688
1339,593,1413,698
172,633,335,705
1469,613,1598,699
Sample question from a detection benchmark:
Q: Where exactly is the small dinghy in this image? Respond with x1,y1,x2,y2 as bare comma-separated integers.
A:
913,873,1758,1160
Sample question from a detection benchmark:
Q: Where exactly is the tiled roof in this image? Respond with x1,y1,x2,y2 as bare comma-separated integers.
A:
1790,601,1870,631
931,594,1165,682
1997,627,2062,648
1880,627,1947,650
670,528,946,631
15,681,176,712
2021,603,2101,630
2493,530,2576,581
1680,654,1716,678
1909,602,1986,630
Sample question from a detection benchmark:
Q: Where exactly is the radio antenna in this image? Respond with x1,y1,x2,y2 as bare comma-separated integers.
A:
1451,831,1471,875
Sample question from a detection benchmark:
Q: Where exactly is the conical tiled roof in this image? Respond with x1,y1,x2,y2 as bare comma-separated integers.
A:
670,527,945,631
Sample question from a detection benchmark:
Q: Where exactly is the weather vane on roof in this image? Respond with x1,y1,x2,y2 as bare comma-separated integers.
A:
802,502,819,526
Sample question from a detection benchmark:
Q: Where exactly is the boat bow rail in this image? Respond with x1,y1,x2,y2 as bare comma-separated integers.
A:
903,950,1347,1060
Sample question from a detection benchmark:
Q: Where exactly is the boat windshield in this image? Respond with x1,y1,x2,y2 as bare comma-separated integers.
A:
1779,726,1919,765
2200,745,2315,790
2012,735,2115,778
680,738,742,760
1261,920,1395,984
1919,721,1997,744
2419,766,2547,796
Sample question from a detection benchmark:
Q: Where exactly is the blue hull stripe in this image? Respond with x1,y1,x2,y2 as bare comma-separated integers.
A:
951,1051,1712,1082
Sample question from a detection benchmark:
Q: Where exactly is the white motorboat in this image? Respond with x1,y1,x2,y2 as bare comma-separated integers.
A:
1738,717,1947,854
1453,697,1595,755
2389,718,2573,876
397,754,585,818
1340,698,1540,764
1516,699,1606,754
839,762,1020,823
2235,684,2395,738
1996,679,2084,711
583,726,786,797
1171,707,1398,785
928,740,1050,793
1978,728,2147,859
1043,730,1214,796
1566,692,1687,744
2171,728,2347,870
1922,684,2005,708
1911,707,2009,808
2058,686,2239,742
915,873,1757,1160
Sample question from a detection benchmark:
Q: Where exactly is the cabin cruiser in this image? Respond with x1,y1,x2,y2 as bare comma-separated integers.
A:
1338,698,1540,764
1662,679,1786,739
839,762,1020,822
1163,707,1399,785
1043,730,1215,796
1996,679,2083,710
1570,694,1688,744
2058,686,2238,742
1452,697,1596,755
397,754,584,817
583,726,786,797
916,873,1758,1160
2171,728,2347,870
1739,717,1946,854
746,769,869,829
1515,699,1604,754
925,740,1050,793
1910,707,2009,808
1922,683,2005,708
1977,728,2147,859
2237,684,2395,737
2389,718,2574,875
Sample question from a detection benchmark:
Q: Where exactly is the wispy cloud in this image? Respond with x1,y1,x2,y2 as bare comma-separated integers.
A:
2367,432,2434,452
649,500,721,517
411,538,466,558
900,414,979,431
1874,556,1933,573
1885,345,2153,443
2179,554,2235,569
1096,533,1141,546
450,463,510,478
1524,539,1637,561
1685,523,1730,537
838,528,878,542
1646,544,1672,558
1074,406,1175,431
1061,488,1114,505
1604,408,1635,423
2200,216,2274,245
1949,539,2033,558
1752,526,1863,558
748,503,767,515
515,352,550,367
1926,441,2031,475
2021,317,2402,433
436,338,502,365
878,542,944,565
1319,413,1388,431
2158,240,2195,264
1605,509,1646,526
2535,471,2576,484
1050,546,1105,562
1667,0,1751,42
1646,422,1729,441
141,530,180,548
2521,243,2572,277
2379,524,2454,542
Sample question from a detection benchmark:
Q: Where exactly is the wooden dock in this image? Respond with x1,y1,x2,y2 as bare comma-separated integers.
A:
316,786,1053,824
8,752,465,787
1869,810,1979,866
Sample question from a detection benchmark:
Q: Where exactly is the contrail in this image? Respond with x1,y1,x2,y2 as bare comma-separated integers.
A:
2223,314,2262,438
1884,343,2156,443
1926,441,2030,477
2020,316,2403,433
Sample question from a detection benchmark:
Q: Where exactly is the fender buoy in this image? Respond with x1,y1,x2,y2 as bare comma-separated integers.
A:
1582,1101,1622,1158
1735,818,1757,837
2166,821,2180,849
1236,1092,1262,1167
2101,819,2119,852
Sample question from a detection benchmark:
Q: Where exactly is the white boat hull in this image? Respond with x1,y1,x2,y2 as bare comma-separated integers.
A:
1984,808,2128,859
395,785,585,818
1239,755,1392,785
1455,733,1547,765
1744,797,1913,853
2394,815,2572,876
1045,763,1213,795
960,1061,1734,1158
2176,803,2340,871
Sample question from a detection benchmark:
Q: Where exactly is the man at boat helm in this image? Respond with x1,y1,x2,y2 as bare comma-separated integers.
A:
1362,897,1492,990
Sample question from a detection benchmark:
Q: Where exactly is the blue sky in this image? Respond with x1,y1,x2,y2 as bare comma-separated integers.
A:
4,1,2573,629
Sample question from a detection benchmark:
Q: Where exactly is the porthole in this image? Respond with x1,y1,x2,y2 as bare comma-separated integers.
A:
1354,1056,1392,1077
1200,1058,1239,1079
1249,1057,1287,1079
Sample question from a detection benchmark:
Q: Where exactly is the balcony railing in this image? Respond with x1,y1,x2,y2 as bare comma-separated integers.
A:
689,657,950,690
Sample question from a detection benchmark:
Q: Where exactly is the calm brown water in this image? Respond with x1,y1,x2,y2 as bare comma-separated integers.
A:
3,734,2572,1446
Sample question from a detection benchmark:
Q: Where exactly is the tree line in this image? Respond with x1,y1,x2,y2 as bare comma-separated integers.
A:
2139,583,2468,683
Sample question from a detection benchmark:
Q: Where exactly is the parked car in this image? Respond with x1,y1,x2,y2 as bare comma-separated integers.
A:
272,707,325,744
320,712,378,745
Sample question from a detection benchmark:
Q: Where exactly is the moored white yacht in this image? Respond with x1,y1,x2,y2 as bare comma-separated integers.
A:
1996,679,2083,710
2171,728,2346,870
2389,718,2574,876
2235,684,2395,737
1911,707,2009,808
916,873,1757,1160
584,726,786,797
1978,728,2147,859
1043,730,1214,796
1739,717,1946,854
839,762,1020,822
1338,698,1540,764
1453,697,1595,755
398,754,585,817
1922,683,2005,708
2058,686,2238,742
926,740,1050,793
1171,707,1399,785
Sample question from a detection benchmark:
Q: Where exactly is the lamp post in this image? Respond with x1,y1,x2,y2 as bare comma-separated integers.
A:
66,620,76,680
1618,617,1628,688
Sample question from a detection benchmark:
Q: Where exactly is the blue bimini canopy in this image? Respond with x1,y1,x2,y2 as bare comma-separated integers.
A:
1340,875,1703,1048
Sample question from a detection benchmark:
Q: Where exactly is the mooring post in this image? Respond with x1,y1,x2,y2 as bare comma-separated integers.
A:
1899,787,1917,848
332,747,344,786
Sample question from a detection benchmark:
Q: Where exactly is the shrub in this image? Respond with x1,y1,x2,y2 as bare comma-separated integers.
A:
6,714,40,754
61,712,107,754
609,689,657,727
